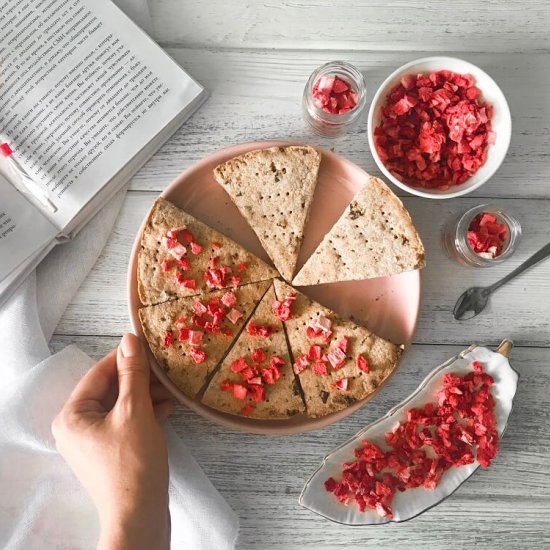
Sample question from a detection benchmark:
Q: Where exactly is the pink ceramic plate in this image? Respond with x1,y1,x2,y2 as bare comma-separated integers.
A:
128,140,421,435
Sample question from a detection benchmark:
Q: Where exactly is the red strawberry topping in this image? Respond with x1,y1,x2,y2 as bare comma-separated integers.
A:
226,308,243,325
374,70,494,190
325,360,499,518
332,377,349,391
189,347,206,364
357,354,370,373
163,331,174,347
467,212,508,259
312,75,358,115
312,362,328,376
221,291,237,308
232,384,248,400
251,348,267,364
190,242,203,255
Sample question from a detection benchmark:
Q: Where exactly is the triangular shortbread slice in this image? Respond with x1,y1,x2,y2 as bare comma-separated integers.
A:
274,279,402,417
202,284,305,419
213,145,321,281
292,176,425,286
138,197,278,306
139,280,271,398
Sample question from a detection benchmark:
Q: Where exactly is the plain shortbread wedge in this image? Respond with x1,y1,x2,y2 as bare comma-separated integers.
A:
274,279,402,417
292,176,425,286
213,145,321,281
139,280,271,398
138,197,278,306
202,284,305,419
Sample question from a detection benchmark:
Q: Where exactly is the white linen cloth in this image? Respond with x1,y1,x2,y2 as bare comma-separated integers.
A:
0,2,239,549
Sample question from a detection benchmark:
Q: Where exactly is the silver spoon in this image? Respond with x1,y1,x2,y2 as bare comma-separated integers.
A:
454,241,550,320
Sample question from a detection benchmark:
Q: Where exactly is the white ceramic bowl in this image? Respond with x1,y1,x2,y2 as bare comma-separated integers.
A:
367,56,512,199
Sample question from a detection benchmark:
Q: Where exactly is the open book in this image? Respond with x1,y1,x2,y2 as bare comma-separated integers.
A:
0,0,206,304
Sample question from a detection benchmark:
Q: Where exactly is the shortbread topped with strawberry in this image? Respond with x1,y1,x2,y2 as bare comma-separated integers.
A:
202,284,304,419
138,198,277,306
273,279,403,417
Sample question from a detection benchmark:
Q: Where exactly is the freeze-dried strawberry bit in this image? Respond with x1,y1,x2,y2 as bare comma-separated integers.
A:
189,347,206,364
163,331,174,347
240,404,254,416
272,292,297,322
467,212,508,259
251,348,267,364
232,384,248,400
190,242,203,255
237,262,248,273
356,354,370,373
188,330,204,347
332,377,349,391
307,345,322,361
231,275,241,288
180,228,195,243
193,300,208,315
327,347,347,370
161,259,173,272
248,376,262,386
239,366,258,381
295,355,311,372
178,327,190,341
175,315,187,324
337,337,349,353
248,384,266,402
175,258,191,271
212,241,221,249
220,380,233,392
161,235,178,250
325,360,499,517
246,321,272,338
261,365,281,385
230,357,249,373
312,362,328,376
226,308,243,325
210,256,220,268
375,70,494,189
221,291,237,308
312,75,358,115
175,273,196,290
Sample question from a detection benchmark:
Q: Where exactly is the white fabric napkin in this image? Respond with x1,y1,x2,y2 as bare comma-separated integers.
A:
0,2,239,549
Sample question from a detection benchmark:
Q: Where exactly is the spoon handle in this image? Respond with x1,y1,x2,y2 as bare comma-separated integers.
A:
490,241,550,292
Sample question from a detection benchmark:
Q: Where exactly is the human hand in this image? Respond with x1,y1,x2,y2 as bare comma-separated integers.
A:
52,333,174,550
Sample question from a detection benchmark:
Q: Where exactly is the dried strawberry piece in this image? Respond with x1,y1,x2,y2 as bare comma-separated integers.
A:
189,347,206,364
246,321,272,338
467,212,508,258
307,345,322,361
230,357,248,373
221,291,237,308
179,228,194,243
311,362,328,376
237,262,248,273
190,242,203,255
248,376,262,386
231,275,241,288
226,308,243,325
240,404,254,416
175,274,196,290
251,348,267,364
247,384,266,402
163,331,174,347
312,75,358,115
192,300,207,316
220,380,233,392
239,366,258,381
356,354,370,373
188,330,203,347
337,337,349,353
232,384,248,400
294,355,310,372
332,377,349,391
178,327,190,341
272,292,297,322
327,347,347,370
161,259,173,272
261,365,281,385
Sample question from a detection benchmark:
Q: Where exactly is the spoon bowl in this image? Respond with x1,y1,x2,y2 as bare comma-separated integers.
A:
454,286,492,320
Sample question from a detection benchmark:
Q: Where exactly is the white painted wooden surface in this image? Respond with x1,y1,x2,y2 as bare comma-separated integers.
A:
53,2,550,548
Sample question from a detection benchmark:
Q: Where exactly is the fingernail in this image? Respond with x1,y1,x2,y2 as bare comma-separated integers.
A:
120,333,142,358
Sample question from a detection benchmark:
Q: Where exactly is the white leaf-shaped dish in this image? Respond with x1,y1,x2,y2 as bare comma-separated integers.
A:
300,340,519,525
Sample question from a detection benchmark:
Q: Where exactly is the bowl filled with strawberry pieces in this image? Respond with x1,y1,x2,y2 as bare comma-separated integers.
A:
368,57,512,199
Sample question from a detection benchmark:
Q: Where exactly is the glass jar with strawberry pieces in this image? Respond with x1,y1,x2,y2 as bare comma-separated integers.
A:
303,61,367,137
444,204,521,267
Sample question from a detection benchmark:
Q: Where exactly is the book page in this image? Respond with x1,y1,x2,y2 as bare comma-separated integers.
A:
0,0,204,229
0,173,57,281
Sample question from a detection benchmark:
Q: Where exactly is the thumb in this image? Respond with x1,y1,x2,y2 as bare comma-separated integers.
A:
116,333,151,404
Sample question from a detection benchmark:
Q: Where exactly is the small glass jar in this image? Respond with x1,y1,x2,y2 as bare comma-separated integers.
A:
444,204,522,267
302,61,367,138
